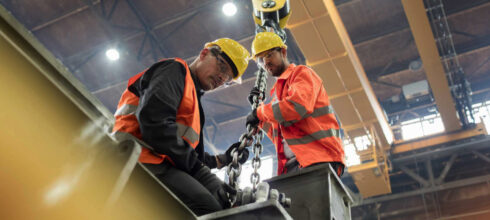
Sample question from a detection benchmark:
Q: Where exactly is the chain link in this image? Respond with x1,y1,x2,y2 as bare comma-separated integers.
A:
226,68,268,204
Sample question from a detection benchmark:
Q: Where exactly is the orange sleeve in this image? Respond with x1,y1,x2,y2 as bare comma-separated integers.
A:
257,66,322,127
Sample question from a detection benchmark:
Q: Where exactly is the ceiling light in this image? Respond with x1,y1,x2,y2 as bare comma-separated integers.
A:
222,2,237,17
105,48,120,61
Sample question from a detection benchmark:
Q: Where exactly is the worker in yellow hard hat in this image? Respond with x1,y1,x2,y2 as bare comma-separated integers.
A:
112,38,250,216
247,32,346,176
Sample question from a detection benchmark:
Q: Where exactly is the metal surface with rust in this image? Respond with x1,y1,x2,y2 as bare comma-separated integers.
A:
266,164,353,220
0,5,195,219
198,200,292,220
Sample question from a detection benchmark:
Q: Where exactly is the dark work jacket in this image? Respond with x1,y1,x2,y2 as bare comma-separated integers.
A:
129,59,215,175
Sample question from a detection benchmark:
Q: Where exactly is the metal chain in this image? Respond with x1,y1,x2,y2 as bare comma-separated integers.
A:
226,68,268,204
250,68,267,191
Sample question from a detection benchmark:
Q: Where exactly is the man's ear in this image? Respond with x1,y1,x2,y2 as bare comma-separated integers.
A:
281,47,287,58
199,48,210,60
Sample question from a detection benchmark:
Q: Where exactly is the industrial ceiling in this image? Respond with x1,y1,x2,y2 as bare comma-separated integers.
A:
1,0,488,154
2,0,489,218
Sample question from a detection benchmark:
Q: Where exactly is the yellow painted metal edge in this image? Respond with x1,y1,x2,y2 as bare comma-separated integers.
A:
347,161,378,173
392,123,488,154
0,4,114,123
401,0,461,131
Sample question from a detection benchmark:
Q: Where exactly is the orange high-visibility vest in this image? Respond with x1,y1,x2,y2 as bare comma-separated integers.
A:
257,64,345,174
112,58,200,164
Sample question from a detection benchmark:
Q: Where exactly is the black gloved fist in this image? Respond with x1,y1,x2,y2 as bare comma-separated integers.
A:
247,87,265,105
246,108,260,128
192,166,236,208
217,142,250,166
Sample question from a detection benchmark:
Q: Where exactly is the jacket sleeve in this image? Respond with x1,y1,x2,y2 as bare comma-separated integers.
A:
136,61,203,174
256,66,322,127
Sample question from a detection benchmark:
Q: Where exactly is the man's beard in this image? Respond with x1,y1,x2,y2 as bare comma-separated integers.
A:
272,60,286,77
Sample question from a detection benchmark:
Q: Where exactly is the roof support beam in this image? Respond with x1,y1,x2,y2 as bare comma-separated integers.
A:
399,164,430,187
435,153,457,185
401,0,461,132
472,150,490,163
125,0,168,58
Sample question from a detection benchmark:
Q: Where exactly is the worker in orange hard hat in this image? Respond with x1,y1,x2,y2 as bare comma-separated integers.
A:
247,32,345,176
112,38,250,215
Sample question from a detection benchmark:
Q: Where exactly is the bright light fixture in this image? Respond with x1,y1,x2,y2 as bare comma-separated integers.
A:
105,48,120,61
222,2,237,17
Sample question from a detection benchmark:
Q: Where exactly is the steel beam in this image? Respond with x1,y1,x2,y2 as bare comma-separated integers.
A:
392,135,490,164
392,123,487,154
288,0,394,148
125,0,168,58
63,1,216,64
472,150,490,163
355,2,490,47
426,160,435,186
0,8,194,218
401,0,461,131
68,0,125,71
0,4,113,121
399,164,430,187
30,0,101,32
356,174,490,206
435,154,458,185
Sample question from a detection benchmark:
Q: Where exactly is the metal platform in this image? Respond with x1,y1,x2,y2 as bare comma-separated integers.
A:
199,200,292,220
266,164,353,220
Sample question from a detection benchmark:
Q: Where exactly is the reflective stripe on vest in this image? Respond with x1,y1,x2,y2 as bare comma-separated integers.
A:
177,122,200,145
112,58,200,164
285,128,340,145
260,64,345,173
272,102,335,127
115,104,138,116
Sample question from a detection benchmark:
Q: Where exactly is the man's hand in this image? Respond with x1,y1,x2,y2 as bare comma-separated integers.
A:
192,166,235,208
246,109,260,128
217,142,249,168
248,87,265,105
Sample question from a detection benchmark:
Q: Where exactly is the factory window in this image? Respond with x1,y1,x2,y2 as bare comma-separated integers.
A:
401,118,426,140
343,137,369,167
353,135,371,151
400,100,490,140
344,143,361,166
421,115,444,136
472,101,490,131
400,114,444,140
343,101,490,167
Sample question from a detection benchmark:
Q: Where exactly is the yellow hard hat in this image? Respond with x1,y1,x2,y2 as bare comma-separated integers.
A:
251,32,287,59
205,38,250,79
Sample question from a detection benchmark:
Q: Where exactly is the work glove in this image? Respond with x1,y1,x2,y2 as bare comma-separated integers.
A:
246,109,260,128
247,87,265,105
217,142,250,167
192,166,236,208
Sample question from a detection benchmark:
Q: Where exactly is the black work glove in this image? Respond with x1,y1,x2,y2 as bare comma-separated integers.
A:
203,152,218,169
246,109,260,128
247,87,265,105
192,166,236,208
217,142,250,166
